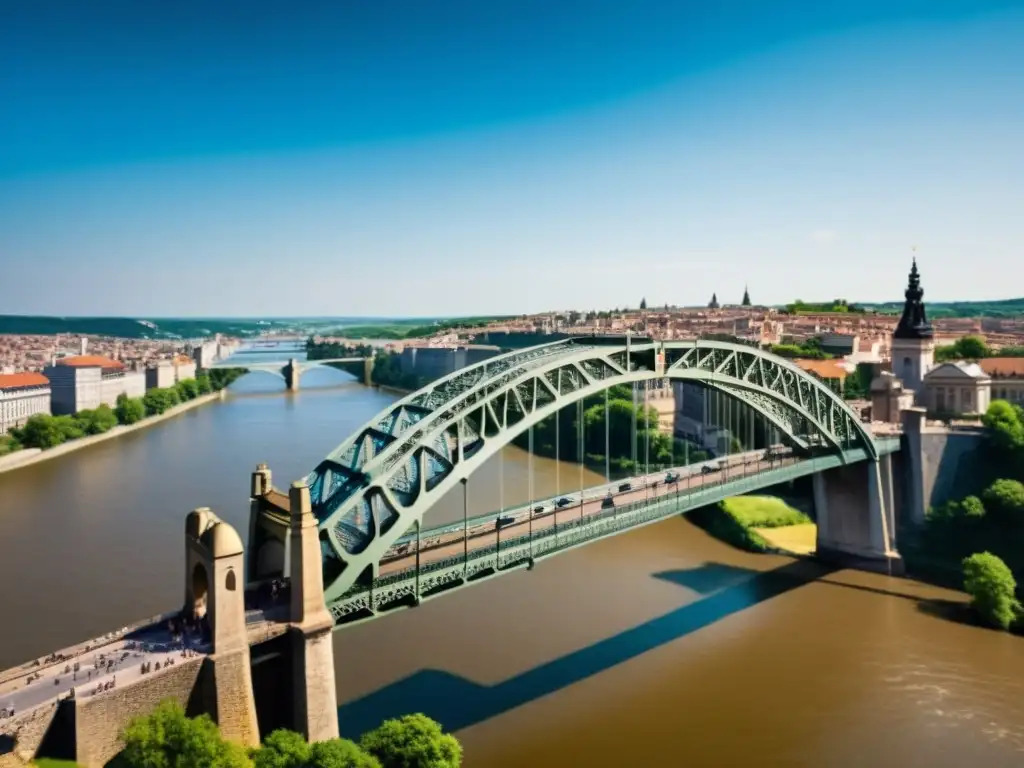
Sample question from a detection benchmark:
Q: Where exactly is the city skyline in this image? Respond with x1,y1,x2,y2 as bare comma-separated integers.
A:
2,1,1023,316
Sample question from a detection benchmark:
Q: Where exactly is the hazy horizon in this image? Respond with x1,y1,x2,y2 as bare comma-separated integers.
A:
3,1,1023,317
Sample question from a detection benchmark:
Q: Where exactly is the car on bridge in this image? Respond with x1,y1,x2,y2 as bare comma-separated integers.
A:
555,496,574,508
495,515,516,530
665,471,680,484
600,494,615,510
701,463,721,475
617,482,632,492
532,504,545,516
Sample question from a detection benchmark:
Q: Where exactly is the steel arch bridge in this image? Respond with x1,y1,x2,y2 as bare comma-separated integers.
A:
300,338,880,602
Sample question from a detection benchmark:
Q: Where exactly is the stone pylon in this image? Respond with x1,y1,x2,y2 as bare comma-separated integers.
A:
288,482,340,742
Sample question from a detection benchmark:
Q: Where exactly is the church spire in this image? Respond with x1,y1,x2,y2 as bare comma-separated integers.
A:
708,292,720,310
741,285,751,307
893,254,933,340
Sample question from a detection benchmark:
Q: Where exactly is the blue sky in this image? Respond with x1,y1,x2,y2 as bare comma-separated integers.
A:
1,1,1023,317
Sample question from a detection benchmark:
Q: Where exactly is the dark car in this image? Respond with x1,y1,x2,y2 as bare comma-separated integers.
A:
618,482,632,492
600,495,616,510
701,464,719,475
533,505,545,516
555,497,574,508
665,472,680,484
495,515,516,530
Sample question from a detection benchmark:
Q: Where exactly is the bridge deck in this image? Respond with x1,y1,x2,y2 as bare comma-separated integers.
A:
329,438,898,625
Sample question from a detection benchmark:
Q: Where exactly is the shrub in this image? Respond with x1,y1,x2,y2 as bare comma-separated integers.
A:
75,404,119,435
962,552,1022,630
360,714,462,768
309,740,381,768
960,495,986,521
981,479,1024,521
119,700,251,768
115,394,146,425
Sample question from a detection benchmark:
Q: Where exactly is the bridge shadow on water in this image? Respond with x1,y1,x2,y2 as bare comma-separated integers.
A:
337,558,837,738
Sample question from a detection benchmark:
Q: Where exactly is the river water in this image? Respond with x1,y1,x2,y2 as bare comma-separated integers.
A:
1,367,1022,767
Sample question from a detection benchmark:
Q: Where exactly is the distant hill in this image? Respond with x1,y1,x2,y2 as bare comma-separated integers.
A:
858,298,1024,319
0,315,509,340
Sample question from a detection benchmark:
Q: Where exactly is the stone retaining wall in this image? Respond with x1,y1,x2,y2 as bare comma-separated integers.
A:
0,700,60,763
73,656,205,768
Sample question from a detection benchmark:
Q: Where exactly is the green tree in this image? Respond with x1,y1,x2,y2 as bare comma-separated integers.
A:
253,730,311,768
981,479,1024,521
981,399,1024,453
176,378,200,401
115,394,146,425
12,414,66,449
120,700,252,768
961,552,1022,630
960,495,987,521
359,714,462,768
75,404,119,435
196,374,213,395
143,387,181,417
309,740,381,768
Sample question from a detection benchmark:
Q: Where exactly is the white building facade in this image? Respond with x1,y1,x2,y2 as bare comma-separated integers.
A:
0,373,52,433
43,356,146,415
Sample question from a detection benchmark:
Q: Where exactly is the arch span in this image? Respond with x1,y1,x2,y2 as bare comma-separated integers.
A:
303,339,878,599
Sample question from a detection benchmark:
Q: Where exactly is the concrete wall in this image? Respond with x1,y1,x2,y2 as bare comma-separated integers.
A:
146,365,176,390
73,656,205,767
902,415,985,526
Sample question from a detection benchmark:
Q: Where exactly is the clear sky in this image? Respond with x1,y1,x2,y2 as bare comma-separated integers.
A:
2,1,1023,318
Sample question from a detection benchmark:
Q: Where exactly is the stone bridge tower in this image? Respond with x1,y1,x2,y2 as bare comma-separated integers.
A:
287,482,340,742
184,509,260,747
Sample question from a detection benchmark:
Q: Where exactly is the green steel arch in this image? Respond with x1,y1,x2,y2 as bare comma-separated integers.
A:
303,338,878,600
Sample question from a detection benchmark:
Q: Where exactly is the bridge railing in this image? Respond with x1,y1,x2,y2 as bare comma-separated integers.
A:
329,449,872,621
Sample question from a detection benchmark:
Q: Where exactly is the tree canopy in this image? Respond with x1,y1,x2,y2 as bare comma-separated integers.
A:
962,552,1022,631
119,700,251,768
359,714,462,768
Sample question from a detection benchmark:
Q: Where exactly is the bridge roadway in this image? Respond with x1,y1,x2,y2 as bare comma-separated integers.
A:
377,447,796,577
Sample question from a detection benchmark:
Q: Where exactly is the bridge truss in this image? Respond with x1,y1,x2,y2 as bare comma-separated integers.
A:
300,338,880,604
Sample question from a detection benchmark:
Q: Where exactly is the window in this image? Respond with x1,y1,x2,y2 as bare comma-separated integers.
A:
225,570,237,591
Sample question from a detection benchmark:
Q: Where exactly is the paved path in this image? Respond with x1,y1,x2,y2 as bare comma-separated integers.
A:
0,627,207,721
379,449,797,576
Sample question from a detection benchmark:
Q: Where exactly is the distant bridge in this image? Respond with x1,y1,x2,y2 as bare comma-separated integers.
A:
209,357,372,389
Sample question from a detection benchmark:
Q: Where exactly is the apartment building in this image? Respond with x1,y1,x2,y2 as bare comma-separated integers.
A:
43,355,146,415
0,372,51,434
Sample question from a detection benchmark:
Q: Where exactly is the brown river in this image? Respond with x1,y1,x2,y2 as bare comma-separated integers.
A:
1,366,1023,767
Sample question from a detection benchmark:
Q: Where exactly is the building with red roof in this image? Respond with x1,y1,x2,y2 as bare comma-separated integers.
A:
0,371,52,434
44,354,145,415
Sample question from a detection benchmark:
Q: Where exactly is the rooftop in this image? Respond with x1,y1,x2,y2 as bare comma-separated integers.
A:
792,359,849,379
0,371,50,390
57,355,126,370
979,357,1024,378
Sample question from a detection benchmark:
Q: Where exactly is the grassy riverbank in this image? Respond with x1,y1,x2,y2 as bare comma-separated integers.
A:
690,495,813,554
0,391,224,475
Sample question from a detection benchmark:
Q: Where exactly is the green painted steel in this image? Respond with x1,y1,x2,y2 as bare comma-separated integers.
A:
300,338,887,606
328,448,878,624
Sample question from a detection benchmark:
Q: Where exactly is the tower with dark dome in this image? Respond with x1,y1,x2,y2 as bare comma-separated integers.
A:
891,257,935,397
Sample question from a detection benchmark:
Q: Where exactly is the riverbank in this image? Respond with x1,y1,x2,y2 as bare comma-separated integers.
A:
689,495,814,555
0,391,225,475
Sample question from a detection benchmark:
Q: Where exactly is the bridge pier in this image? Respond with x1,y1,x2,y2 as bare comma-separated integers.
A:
283,359,300,391
813,455,902,575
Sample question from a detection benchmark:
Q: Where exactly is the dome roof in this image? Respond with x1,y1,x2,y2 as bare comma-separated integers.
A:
199,520,245,558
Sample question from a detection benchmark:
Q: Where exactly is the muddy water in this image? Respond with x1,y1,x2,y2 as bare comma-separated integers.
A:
1,373,1021,766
